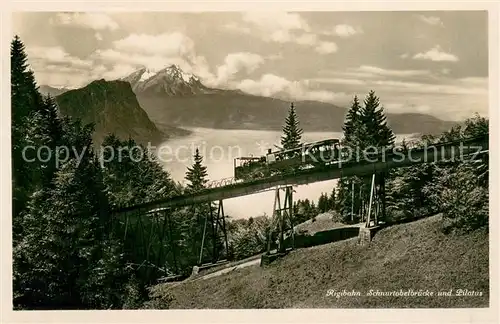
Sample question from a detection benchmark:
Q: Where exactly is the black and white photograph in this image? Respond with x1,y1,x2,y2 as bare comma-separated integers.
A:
3,4,497,319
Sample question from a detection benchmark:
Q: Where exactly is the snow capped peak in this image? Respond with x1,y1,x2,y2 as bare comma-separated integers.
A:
121,64,208,96
155,64,198,83
139,69,157,82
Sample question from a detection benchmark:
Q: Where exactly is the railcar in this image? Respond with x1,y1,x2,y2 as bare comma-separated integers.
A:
234,138,341,181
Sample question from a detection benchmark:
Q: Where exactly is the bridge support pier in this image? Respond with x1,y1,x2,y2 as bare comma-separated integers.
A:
199,200,229,265
267,186,295,254
364,171,386,229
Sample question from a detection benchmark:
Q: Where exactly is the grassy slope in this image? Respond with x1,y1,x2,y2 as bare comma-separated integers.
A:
295,212,348,235
148,215,489,308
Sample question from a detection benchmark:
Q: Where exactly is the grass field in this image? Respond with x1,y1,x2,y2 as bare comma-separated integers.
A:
147,214,489,308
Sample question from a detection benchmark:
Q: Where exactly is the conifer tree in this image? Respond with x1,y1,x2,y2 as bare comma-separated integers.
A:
342,95,362,147
11,35,44,226
185,148,208,192
359,90,396,148
334,177,352,222
183,148,213,264
329,188,336,210
25,95,64,189
280,102,303,151
317,193,326,213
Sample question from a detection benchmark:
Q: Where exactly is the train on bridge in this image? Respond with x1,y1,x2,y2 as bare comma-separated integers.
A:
233,138,341,181
232,134,488,182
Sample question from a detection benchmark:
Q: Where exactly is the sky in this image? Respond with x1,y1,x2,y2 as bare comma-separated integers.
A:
12,11,489,121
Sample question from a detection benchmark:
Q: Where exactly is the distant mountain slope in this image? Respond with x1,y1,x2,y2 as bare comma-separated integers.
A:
39,85,70,97
54,79,187,146
121,65,457,135
136,91,457,135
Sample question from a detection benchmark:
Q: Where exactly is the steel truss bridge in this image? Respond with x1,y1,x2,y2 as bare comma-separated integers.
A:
111,135,489,279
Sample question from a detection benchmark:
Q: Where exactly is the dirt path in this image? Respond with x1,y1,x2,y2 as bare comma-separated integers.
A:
195,258,261,280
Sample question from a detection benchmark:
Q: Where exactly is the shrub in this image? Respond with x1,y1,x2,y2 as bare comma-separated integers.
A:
438,164,489,233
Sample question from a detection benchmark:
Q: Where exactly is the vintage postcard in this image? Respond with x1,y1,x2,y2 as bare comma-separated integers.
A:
1,2,498,323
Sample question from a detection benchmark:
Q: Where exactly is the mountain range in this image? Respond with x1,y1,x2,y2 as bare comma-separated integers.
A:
121,65,457,135
42,64,458,147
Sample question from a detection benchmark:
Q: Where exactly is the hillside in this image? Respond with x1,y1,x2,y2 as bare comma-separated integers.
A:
137,92,456,135
54,79,189,146
147,215,489,308
39,85,70,97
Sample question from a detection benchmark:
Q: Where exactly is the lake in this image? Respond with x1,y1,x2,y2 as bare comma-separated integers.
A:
157,128,413,219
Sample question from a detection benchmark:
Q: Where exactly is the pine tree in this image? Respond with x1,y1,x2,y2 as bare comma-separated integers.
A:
185,148,209,192
317,193,325,213
342,95,362,147
183,148,213,264
25,95,64,189
359,90,396,148
11,35,42,123
337,91,396,224
310,201,317,219
329,188,336,211
280,102,303,152
11,35,44,229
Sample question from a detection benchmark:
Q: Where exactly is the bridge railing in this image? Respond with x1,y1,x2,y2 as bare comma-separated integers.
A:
206,177,239,189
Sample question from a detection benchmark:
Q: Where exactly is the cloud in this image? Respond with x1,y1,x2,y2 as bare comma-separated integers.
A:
91,48,212,80
440,68,451,75
93,35,269,88
214,52,264,85
92,49,173,70
382,92,487,121
295,33,318,46
92,32,213,82
95,32,103,41
355,65,430,77
225,12,340,54
223,22,251,34
309,74,487,121
50,12,119,31
384,102,433,114
372,79,486,95
308,77,366,86
96,64,137,80
113,32,196,57
236,73,350,103
228,12,314,46
413,46,459,62
32,63,137,89
315,42,338,54
320,66,431,80
237,74,291,97
26,46,92,68
268,30,293,43
242,12,310,33
312,70,487,97
269,31,325,49
417,15,444,26
323,24,363,37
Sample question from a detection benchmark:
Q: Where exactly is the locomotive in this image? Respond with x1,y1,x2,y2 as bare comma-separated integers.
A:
233,139,341,181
